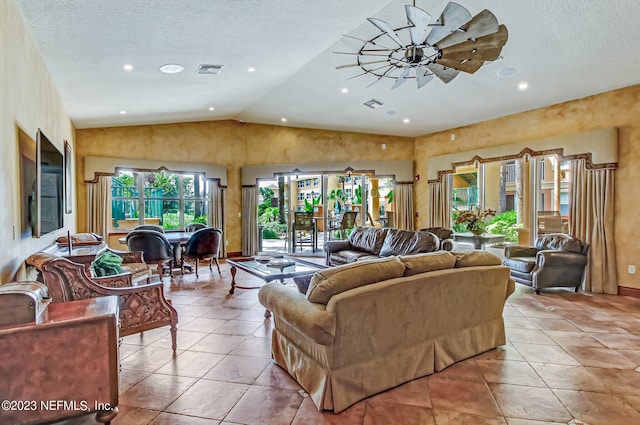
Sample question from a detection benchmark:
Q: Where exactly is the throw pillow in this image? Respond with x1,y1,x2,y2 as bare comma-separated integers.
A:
91,250,124,277
293,274,313,295
399,251,457,276
306,257,405,304
454,251,502,268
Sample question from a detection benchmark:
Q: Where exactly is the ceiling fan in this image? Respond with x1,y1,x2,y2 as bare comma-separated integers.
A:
335,1,508,89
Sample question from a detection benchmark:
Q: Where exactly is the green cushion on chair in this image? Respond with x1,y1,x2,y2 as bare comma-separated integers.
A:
91,250,124,277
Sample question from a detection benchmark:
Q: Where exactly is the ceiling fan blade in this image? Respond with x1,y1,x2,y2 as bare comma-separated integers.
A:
426,63,459,83
333,51,393,58
440,46,503,62
438,25,508,55
366,65,396,87
336,59,389,70
416,65,435,88
435,9,499,49
405,5,431,45
391,67,411,90
435,58,484,74
425,2,472,46
367,17,405,47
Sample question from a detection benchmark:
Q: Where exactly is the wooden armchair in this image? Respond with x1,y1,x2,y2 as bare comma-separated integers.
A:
27,252,178,352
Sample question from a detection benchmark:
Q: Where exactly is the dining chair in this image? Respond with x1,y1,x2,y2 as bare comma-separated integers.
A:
185,222,207,232
328,211,358,239
293,212,316,252
126,230,174,281
134,224,165,233
180,228,222,277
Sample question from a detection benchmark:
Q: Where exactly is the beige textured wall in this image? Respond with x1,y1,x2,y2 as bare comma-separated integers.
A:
0,0,75,283
415,84,640,289
75,122,413,253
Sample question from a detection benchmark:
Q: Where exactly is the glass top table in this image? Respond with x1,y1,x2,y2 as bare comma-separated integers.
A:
226,256,327,295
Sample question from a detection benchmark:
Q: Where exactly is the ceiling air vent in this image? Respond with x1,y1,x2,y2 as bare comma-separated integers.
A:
363,99,384,109
197,64,224,75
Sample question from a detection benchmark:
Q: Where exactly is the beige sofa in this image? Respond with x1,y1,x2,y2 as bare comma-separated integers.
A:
258,251,515,412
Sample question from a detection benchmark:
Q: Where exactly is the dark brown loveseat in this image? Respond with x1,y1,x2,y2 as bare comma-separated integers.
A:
502,233,589,294
324,226,446,266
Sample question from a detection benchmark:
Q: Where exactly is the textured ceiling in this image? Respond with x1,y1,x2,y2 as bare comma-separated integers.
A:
16,0,640,137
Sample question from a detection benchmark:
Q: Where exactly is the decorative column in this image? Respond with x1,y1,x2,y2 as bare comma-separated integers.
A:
370,178,380,220
515,158,530,244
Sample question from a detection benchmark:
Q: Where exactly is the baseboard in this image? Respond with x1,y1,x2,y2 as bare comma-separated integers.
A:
226,251,242,258
618,286,640,298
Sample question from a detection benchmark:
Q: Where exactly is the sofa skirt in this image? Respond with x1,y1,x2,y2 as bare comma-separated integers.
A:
270,316,506,413
271,328,436,413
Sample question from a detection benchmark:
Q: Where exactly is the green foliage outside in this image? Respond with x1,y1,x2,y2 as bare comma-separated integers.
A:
303,195,321,212
261,221,287,239
452,209,520,243
162,212,207,229
353,185,362,204
486,210,520,243
328,189,347,213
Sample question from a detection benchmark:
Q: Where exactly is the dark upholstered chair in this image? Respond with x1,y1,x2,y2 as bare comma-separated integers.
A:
419,227,454,251
503,233,589,294
186,222,207,232
134,224,165,233
180,228,222,277
293,212,316,252
126,230,174,281
27,252,179,352
328,211,358,239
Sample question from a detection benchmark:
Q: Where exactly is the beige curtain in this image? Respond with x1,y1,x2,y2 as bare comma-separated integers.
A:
208,181,225,257
569,159,617,294
394,183,414,230
241,186,259,256
428,174,451,227
87,176,111,239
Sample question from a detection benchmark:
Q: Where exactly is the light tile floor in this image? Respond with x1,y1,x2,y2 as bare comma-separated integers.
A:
57,260,640,425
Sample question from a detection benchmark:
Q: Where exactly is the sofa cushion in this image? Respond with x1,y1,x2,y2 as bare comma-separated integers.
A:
502,257,537,273
331,250,373,264
399,251,457,276
307,257,406,304
379,229,439,257
347,227,388,255
454,251,503,268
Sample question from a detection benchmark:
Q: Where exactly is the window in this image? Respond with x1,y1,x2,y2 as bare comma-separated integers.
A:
305,180,311,187
313,178,319,186
111,170,208,230
305,192,312,200
297,193,304,201
297,180,305,188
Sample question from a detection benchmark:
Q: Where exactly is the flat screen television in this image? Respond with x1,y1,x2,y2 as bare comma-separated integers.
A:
35,129,64,237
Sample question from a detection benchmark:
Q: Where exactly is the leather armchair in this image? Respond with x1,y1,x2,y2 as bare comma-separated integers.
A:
419,227,454,251
503,233,589,294
27,252,179,352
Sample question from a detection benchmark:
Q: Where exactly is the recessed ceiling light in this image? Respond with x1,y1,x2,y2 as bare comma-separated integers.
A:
341,88,349,93
387,110,396,115
518,82,529,90
123,64,134,71
497,67,516,78
159,64,184,74
403,118,410,124
281,118,287,123
208,107,215,111
247,67,256,72
119,110,127,115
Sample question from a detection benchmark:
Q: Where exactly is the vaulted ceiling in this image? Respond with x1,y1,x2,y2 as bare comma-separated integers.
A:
16,0,640,137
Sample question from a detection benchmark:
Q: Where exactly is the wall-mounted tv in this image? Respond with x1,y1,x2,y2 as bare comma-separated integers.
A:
35,129,64,237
